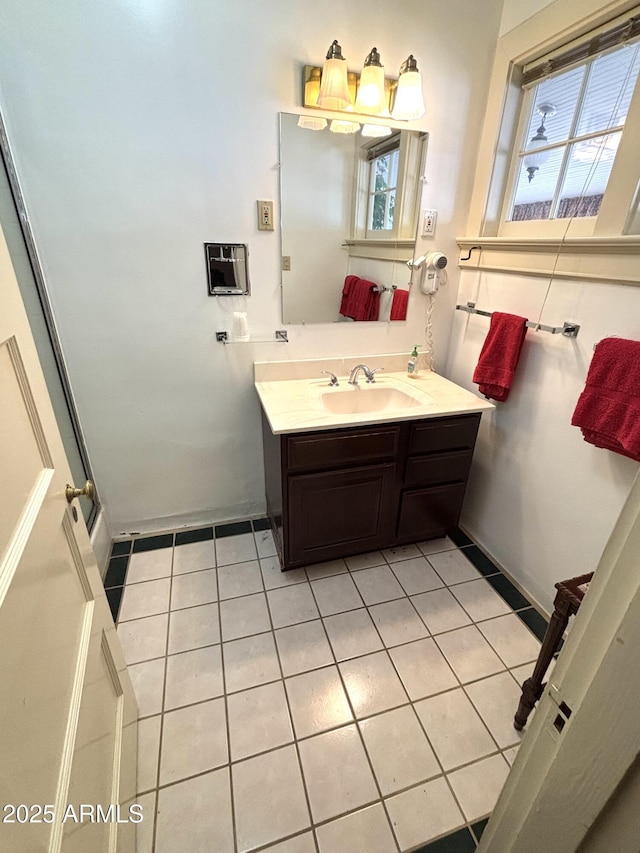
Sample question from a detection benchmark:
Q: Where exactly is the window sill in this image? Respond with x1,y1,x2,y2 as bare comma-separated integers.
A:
456,236,640,286
344,238,415,262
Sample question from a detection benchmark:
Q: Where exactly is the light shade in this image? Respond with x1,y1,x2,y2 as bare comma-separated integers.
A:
317,40,352,111
297,115,328,131
361,123,392,137
330,119,360,134
354,48,387,115
391,55,426,120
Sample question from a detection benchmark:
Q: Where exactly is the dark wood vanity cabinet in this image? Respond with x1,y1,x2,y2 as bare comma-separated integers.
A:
261,411,481,570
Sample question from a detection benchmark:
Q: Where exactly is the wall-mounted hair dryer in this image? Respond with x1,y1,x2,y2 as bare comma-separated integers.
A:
407,252,448,293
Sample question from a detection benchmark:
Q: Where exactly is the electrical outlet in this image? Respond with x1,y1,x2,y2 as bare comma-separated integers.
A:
257,200,274,231
282,255,291,271
422,208,437,237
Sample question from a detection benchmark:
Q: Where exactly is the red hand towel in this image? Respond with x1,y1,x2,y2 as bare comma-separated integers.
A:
571,337,640,462
340,275,361,317
472,312,528,402
390,288,409,321
340,276,380,321
358,278,380,321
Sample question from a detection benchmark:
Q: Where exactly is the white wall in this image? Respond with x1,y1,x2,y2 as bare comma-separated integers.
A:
446,0,640,613
499,0,555,34
0,0,503,533
448,270,638,613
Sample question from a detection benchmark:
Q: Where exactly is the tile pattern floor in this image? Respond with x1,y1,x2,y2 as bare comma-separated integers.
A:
104,521,548,853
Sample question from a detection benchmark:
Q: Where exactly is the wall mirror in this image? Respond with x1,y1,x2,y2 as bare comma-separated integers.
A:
279,112,427,324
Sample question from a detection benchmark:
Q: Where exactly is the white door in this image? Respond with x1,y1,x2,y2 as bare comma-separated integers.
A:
0,223,137,852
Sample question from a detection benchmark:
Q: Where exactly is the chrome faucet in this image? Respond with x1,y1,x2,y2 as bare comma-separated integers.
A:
321,370,339,386
348,364,383,385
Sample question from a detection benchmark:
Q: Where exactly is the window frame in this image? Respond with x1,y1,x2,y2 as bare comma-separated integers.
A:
460,0,640,285
366,142,401,237
499,35,640,239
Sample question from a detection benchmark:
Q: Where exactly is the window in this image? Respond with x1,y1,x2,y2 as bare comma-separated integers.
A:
508,40,640,223
367,139,400,233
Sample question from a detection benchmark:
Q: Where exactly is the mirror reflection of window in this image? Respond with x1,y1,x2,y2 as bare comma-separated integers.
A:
368,138,400,233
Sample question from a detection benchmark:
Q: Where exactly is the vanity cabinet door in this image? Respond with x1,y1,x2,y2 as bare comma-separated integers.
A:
397,482,467,541
287,463,395,566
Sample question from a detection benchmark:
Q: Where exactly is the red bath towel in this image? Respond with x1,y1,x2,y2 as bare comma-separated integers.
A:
339,276,379,321
390,288,409,321
571,337,640,462
472,312,528,402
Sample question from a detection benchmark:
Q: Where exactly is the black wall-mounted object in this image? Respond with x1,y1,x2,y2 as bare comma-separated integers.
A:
205,243,250,296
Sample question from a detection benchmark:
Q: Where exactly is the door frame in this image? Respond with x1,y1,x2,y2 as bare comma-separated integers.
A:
0,112,99,529
479,467,640,851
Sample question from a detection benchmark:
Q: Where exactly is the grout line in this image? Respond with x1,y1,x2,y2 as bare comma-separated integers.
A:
258,531,320,853
213,546,238,853
304,577,402,853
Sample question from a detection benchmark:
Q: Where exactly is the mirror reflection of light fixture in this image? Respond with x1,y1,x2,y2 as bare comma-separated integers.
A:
354,48,387,115
361,124,393,138
391,55,426,120
317,40,352,111
297,115,328,131
330,119,360,134
523,103,556,182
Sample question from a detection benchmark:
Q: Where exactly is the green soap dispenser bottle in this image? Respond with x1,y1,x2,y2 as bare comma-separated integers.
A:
407,345,420,377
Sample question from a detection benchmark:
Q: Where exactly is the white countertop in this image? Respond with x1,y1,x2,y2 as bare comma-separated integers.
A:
255,363,494,435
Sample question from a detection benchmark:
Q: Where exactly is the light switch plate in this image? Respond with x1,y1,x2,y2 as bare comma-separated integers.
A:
258,200,274,231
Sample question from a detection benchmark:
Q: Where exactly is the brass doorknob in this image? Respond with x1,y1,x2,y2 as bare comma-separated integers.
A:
65,480,96,504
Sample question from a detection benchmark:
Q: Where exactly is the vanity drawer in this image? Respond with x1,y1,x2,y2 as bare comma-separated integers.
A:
397,482,467,541
409,414,480,456
404,450,473,488
285,425,400,472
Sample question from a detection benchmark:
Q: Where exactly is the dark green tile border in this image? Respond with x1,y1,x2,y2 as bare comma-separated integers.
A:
104,556,129,589
215,520,252,538
463,545,501,577
517,607,549,642
132,533,174,553
471,818,489,842
487,573,531,610
111,540,132,557
105,587,123,622
414,827,476,852
252,518,271,531
449,528,473,548
175,526,214,546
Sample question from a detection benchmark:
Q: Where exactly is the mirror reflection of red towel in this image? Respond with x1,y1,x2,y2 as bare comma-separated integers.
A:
472,312,528,402
339,276,379,321
571,337,640,461
390,289,408,321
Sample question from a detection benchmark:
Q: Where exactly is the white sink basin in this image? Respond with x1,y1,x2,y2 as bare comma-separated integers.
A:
320,385,425,415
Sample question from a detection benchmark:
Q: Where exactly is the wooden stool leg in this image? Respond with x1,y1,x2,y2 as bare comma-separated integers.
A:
513,591,571,731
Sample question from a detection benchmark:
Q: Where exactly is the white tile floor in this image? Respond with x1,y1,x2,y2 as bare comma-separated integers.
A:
115,527,543,853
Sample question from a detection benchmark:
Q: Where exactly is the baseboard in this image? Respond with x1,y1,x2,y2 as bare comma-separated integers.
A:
90,509,112,580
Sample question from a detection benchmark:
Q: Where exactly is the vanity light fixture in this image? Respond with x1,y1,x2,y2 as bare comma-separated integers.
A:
354,48,388,115
391,55,426,120
304,42,426,123
523,103,556,182
317,40,352,111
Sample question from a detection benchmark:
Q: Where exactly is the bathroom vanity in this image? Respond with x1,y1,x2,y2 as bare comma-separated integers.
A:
255,356,494,570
